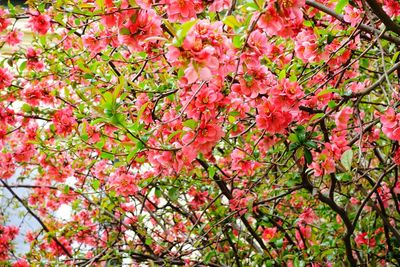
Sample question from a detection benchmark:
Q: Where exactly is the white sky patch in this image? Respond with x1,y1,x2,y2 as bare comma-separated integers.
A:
54,204,72,220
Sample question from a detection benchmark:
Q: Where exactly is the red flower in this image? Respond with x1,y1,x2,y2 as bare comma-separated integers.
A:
355,232,376,248
29,12,51,35
0,67,13,89
262,227,277,241
52,108,77,136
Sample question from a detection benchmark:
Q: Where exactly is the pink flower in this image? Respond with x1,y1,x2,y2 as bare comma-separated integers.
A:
380,108,400,141
383,0,400,17
295,29,320,63
209,0,231,12
117,9,162,52
393,182,400,194
0,9,11,32
335,107,352,130
355,232,376,248
0,153,15,179
82,34,107,56
299,208,318,224
343,6,362,27
26,47,44,70
29,12,51,35
256,100,292,134
258,0,304,38
229,189,253,216
13,259,30,267
295,224,312,249
52,108,77,136
108,169,139,197
262,227,277,241
3,30,23,46
165,0,198,22
188,187,208,210
0,67,13,89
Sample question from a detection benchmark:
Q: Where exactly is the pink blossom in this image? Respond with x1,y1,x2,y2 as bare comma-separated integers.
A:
0,9,11,32
209,0,231,12
343,6,362,27
52,108,77,136
355,232,376,248
295,29,320,63
0,153,15,179
0,67,13,89
256,100,293,134
29,12,51,35
262,227,277,241
3,30,23,46
188,187,208,210
335,107,353,130
380,108,400,141
26,48,44,70
165,0,198,22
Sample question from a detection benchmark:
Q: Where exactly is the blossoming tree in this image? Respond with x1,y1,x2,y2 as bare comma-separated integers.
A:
1,0,400,266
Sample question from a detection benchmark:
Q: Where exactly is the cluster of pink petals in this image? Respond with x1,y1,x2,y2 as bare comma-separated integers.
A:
295,29,322,63
0,67,13,90
343,5,362,27
355,232,376,248
258,0,305,38
108,169,139,197
167,20,234,85
0,9,11,32
52,108,77,136
29,11,51,35
255,79,303,134
0,225,19,261
188,186,209,210
380,108,400,141
229,189,253,216
118,9,162,52
3,30,23,46
231,149,261,176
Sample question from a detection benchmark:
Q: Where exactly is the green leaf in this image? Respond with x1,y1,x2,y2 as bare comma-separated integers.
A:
392,51,400,63
328,100,337,109
305,141,318,149
168,187,179,201
166,130,184,143
304,149,313,165
309,113,324,122
100,152,114,160
120,27,130,35
341,149,353,171
92,180,100,190
278,69,286,80
155,188,162,198
208,166,216,178
63,185,70,194
134,102,149,128
127,147,138,162
337,173,352,182
289,143,299,152
22,104,32,113
96,0,104,9
295,126,306,143
174,19,197,47
335,0,349,14
317,88,339,97
19,61,27,72
288,133,299,143
232,35,243,49
182,119,198,130
223,15,241,29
